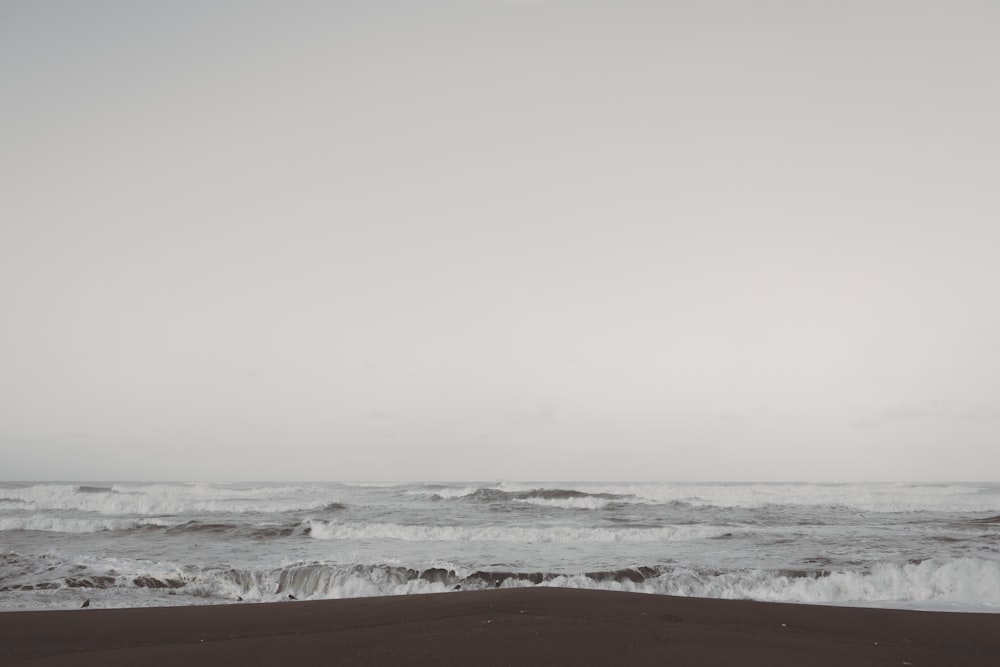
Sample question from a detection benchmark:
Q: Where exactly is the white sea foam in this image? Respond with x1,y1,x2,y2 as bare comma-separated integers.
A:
81,559,1000,611
306,520,726,543
512,496,614,510
541,558,1000,609
3,481,999,613
4,548,998,613
404,486,479,499
213,563,455,601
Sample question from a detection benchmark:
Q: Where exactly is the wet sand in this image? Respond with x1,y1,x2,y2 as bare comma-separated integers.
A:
2,588,998,666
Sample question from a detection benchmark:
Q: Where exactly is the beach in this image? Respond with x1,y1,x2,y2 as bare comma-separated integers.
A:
3,588,998,666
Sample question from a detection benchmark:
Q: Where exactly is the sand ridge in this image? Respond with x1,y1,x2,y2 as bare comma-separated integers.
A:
2,588,998,666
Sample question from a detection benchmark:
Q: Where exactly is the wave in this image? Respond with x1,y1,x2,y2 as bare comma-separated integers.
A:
0,483,341,516
0,517,177,533
408,485,633,510
5,557,998,611
970,515,1000,524
4,481,995,515
504,488,627,510
0,516,320,537
304,519,728,543
607,558,1000,608
406,486,480,500
488,482,1000,513
164,520,314,540
397,482,1000,513
513,496,615,510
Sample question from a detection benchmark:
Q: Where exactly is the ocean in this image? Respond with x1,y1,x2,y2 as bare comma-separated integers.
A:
2,481,998,612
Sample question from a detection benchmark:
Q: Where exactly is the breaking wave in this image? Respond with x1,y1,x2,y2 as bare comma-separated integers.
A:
513,496,615,510
5,556,998,611
550,558,1000,607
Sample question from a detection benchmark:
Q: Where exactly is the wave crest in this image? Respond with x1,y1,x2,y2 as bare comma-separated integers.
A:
7,558,996,611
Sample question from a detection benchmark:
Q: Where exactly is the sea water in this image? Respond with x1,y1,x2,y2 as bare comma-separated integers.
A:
1,481,998,612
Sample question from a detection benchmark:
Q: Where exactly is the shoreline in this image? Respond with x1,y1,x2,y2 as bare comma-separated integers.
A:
3,588,999,666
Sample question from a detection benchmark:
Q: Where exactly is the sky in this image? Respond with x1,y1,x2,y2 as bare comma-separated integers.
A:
2,0,999,481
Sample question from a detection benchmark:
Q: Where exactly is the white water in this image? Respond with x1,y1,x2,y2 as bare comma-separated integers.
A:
2,481,998,612
305,519,729,542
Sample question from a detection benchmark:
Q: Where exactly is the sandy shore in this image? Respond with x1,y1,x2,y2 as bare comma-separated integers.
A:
2,588,998,666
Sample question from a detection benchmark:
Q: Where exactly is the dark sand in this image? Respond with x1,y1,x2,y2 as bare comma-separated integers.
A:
2,588,998,666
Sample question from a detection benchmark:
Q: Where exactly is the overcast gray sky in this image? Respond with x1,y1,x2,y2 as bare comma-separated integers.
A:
2,0,998,481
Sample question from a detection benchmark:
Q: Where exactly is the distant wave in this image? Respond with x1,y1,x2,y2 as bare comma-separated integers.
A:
0,483,340,516
398,482,1000,513
489,482,1000,513
406,486,480,500
0,517,177,533
408,485,634,510
970,515,1000,524
5,482,993,515
503,488,629,510
0,517,319,537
